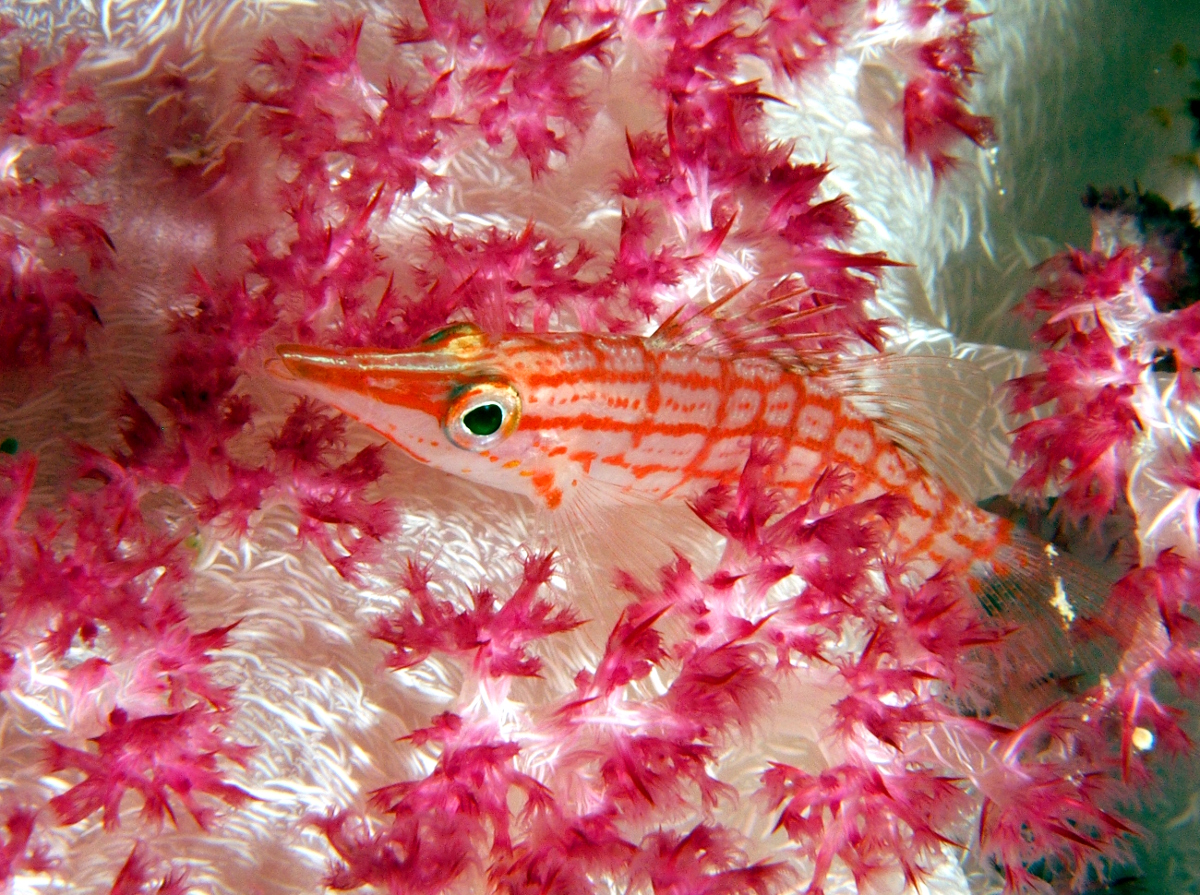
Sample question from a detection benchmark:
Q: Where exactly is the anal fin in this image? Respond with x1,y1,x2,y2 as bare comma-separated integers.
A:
539,477,725,646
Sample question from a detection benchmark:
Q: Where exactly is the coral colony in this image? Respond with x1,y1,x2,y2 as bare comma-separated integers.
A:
0,2,1198,894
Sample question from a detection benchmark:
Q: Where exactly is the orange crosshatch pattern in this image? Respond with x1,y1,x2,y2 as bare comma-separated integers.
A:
531,334,1007,569
277,328,1010,574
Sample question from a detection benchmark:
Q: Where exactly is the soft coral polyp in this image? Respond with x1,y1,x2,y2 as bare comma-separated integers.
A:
0,40,113,370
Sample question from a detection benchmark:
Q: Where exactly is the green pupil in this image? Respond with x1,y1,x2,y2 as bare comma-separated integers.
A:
463,403,503,436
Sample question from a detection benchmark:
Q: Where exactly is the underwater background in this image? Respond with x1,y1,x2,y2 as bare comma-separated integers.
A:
0,1,1198,893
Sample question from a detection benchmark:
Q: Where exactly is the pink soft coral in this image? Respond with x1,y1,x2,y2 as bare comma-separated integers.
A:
4,5,1164,895
489,803,635,895
760,0,859,79
268,400,397,578
1146,301,1200,400
107,843,188,895
973,704,1135,894
371,553,581,678
394,0,616,177
406,223,604,336
764,761,967,895
0,809,53,886
0,40,113,369
316,714,547,895
45,706,254,830
1,450,188,659
1004,243,1152,529
1007,322,1144,526
900,0,995,176
632,825,791,895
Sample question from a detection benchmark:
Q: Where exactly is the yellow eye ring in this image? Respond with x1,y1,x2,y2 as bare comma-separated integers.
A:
444,382,521,451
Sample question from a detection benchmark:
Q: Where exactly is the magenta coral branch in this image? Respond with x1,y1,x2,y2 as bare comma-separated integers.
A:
316,714,549,894
391,0,617,177
1147,301,1200,399
45,706,254,831
0,809,53,886
761,0,859,79
107,842,188,895
0,39,113,369
0,449,191,659
762,760,968,895
900,0,995,175
370,553,581,678
489,804,637,895
633,824,793,895
271,402,397,578
1005,251,1150,529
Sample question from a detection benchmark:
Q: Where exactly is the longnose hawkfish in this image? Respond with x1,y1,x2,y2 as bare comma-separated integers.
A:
269,290,1113,708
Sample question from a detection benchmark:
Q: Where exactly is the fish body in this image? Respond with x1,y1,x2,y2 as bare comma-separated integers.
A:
273,323,1005,573
272,314,1120,717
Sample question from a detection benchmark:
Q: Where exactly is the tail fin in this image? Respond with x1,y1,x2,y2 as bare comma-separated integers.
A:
963,524,1132,722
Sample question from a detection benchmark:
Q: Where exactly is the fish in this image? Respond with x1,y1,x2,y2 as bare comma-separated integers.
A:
268,292,1117,714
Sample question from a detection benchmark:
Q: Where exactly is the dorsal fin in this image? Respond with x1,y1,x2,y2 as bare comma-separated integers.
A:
649,281,878,370
650,285,1000,502
817,353,997,501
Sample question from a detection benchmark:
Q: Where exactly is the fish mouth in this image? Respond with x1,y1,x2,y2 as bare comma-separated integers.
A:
264,355,295,382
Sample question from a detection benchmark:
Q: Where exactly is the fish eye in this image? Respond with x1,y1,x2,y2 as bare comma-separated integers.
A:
463,403,503,436
445,382,520,450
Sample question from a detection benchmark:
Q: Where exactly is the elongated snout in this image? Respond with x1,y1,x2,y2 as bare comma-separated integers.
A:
273,343,471,386
268,343,494,427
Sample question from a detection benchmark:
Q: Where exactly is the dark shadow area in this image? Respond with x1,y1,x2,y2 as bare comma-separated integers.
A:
939,0,1200,350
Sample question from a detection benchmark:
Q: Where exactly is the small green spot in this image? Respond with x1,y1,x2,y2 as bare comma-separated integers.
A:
0,438,17,455
1169,42,1190,69
463,403,503,436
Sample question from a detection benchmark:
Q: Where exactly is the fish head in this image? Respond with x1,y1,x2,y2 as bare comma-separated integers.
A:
271,324,576,507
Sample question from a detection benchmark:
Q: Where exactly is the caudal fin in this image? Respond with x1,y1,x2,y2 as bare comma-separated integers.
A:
963,524,1132,722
